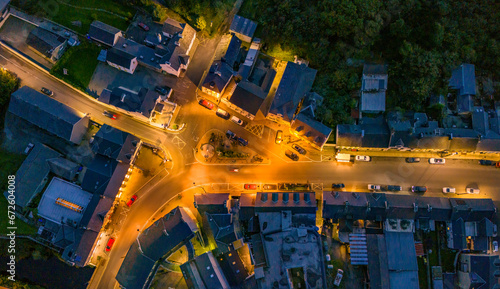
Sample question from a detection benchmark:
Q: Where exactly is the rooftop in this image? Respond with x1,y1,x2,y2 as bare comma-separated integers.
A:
229,15,257,40
92,124,140,163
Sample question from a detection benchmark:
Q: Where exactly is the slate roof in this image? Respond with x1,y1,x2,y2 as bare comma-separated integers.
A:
269,62,317,122
218,249,249,287
361,91,386,112
26,27,66,58
449,63,476,96
229,80,267,116
457,94,474,113
92,124,139,163
162,18,185,36
202,61,234,94
229,15,257,40
88,20,121,46
47,157,79,181
8,86,87,142
206,213,238,253
239,192,316,220
472,106,489,135
213,33,242,67
106,48,136,70
291,112,332,149
476,138,500,152
461,254,500,289
98,87,159,118
0,0,9,12
194,193,229,214
385,232,419,289
81,154,118,195
449,198,496,222
336,117,390,148
181,251,230,289
10,144,60,209
115,242,157,289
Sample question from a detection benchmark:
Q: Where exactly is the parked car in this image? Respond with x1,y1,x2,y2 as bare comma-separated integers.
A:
332,183,345,189
275,130,283,144
429,158,445,164
230,116,245,126
155,86,170,95
237,137,248,146
355,155,371,162
411,186,427,193
103,111,117,120
334,269,344,286
41,87,53,96
229,168,239,173
138,22,150,31
368,184,381,191
24,143,34,155
263,184,277,190
244,184,257,190
387,185,402,191
216,108,230,119
126,195,138,207
292,144,306,155
479,160,497,166
105,237,115,252
285,150,299,161
199,99,215,110
466,187,480,194
406,157,421,163
442,187,456,194
493,241,498,252
226,130,236,140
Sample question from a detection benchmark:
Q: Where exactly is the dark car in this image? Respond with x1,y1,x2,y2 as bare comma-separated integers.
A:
479,160,497,166
237,137,248,146
387,185,402,192
41,87,53,96
292,144,306,155
406,158,421,163
103,111,117,120
138,22,150,31
332,183,345,189
155,86,171,96
105,237,115,251
411,186,427,193
126,195,138,207
285,150,299,161
216,108,230,120
226,130,236,140
199,99,215,110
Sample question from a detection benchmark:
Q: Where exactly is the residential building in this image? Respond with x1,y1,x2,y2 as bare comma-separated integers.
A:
5,144,60,213
204,213,241,254
239,192,317,221
457,254,500,289
194,193,230,215
91,124,140,164
116,207,199,289
229,15,257,43
88,20,123,46
81,154,128,198
449,63,476,114
0,0,10,20
26,27,67,62
181,251,231,289
225,80,268,120
238,39,260,79
106,47,138,74
8,86,89,144
336,116,390,149
360,64,388,113
98,87,161,120
290,112,332,150
47,157,80,181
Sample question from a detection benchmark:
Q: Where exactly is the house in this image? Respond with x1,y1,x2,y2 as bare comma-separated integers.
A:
238,39,260,79
181,251,231,289
360,64,388,113
88,20,123,46
267,62,317,124
457,254,500,289
229,15,257,43
98,87,161,120
26,27,67,62
47,157,80,181
204,213,240,254
218,249,250,288
449,64,476,114
106,47,138,74
194,193,230,215
116,207,199,289
0,0,10,20
81,154,128,198
239,192,317,221
91,124,140,164
336,116,390,149
5,144,60,213
290,112,332,150
8,86,89,144
226,80,268,120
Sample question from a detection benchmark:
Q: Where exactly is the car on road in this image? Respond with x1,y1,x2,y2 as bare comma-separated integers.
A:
230,116,245,126
138,22,150,31
466,187,480,194
24,143,34,155
155,86,171,96
275,130,283,144
199,99,215,110
332,183,345,189
429,158,445,164
442,187,456,193
285,150,299,161
41,87,53,96
126,195,138,207
412,186,427,193
229,168,239,173
355,155,371,162
368,184,381,191
103,111,117,120
226,130,236,140
105,237,115,252
494,241,498,252
263,184,277,190
387,185,402,191
244,184,257,190
406,157,421,163
237,137,248,146
292,144,306,155
216,108,230,119
334,269,344,286
479,160,497,166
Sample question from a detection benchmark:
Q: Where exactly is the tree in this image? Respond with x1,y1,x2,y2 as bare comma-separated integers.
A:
0,69,20,108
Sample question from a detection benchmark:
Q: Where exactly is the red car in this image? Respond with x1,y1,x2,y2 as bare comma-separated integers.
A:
103,111,117,120
138,22,149,31
105,237,115,251
126,195,138,207
244,184,257,190
199,99,215,110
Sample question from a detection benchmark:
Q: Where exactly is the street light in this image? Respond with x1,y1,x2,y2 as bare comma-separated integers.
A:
193,182,207,194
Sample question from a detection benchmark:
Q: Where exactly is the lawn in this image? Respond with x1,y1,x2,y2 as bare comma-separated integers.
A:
11,0,135,34
417,257,429,289
50,41,101,91
441,248,458,273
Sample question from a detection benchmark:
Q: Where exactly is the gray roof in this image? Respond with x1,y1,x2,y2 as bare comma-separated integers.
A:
472,106,489,135
47,157,79,181
228,80,267,115
239,192,316,220
449,63,476,96
336,117,390,148
449,198,496,222
202,61,234,94
98,87,159,118
88,20,121,46
26,27,66,58
213,33,242,67
181,251,230,289
361,91,386,112
476,138,500,152
229,15,257,40
106,48,136,69
194,193,229,214
205,213,238,253
162,18,185,36
269,62,317,122
463,254,500,289
92,124,139,163
386,232,419,289
8,86,87,142
0,0,9,12
81,154,118,195
11,144,61,209
218,249,249,287
291,112,332,149
115,242,157,289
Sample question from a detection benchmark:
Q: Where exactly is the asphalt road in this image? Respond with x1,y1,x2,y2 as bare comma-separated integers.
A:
2,45,500,288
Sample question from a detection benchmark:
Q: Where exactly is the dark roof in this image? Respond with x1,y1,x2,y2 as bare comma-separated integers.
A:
361,91,386,112
115,242,157,289
385,232,420,289
465,254,500,289
162,18,185,36
181,251,230,289
98,87,159,117
367,234,390,289
250,233,267,267
218,249,249,287
450,218,467,250
363,64,388,75
472,106,489,135
229,15,257,39
0,0,9,12
336,117,390,148
8,86,86,142
106,48,136,69
449,198,496,222
213,33,242,67
26,27,66,58
239,192,316,220
47,157,79,181
206,213,238,252
269,62,317,122
89,20,121,46
476,139,500,152
229,80,267,115
194,193,229,214
81,154,118,195
291,112,332,149
449,63,476,96
92,124,139,163
202,61,234,94
457,94,474,113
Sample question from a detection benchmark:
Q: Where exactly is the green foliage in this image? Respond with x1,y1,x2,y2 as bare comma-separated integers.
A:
0,69,20,108
0,275,46,289
196,16,207,31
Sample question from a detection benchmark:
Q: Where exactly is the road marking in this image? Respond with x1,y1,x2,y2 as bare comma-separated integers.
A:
172,136,186,149
311,183,324,191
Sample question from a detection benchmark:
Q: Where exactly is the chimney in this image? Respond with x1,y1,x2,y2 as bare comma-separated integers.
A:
427,204,432,212
272,193,278,203
334,191,339,198
385,201,389,210
413,203,418,212
293,193,300,203
260,193,268,203
366,201,371,212
121,94,127,102
283,193,289,203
